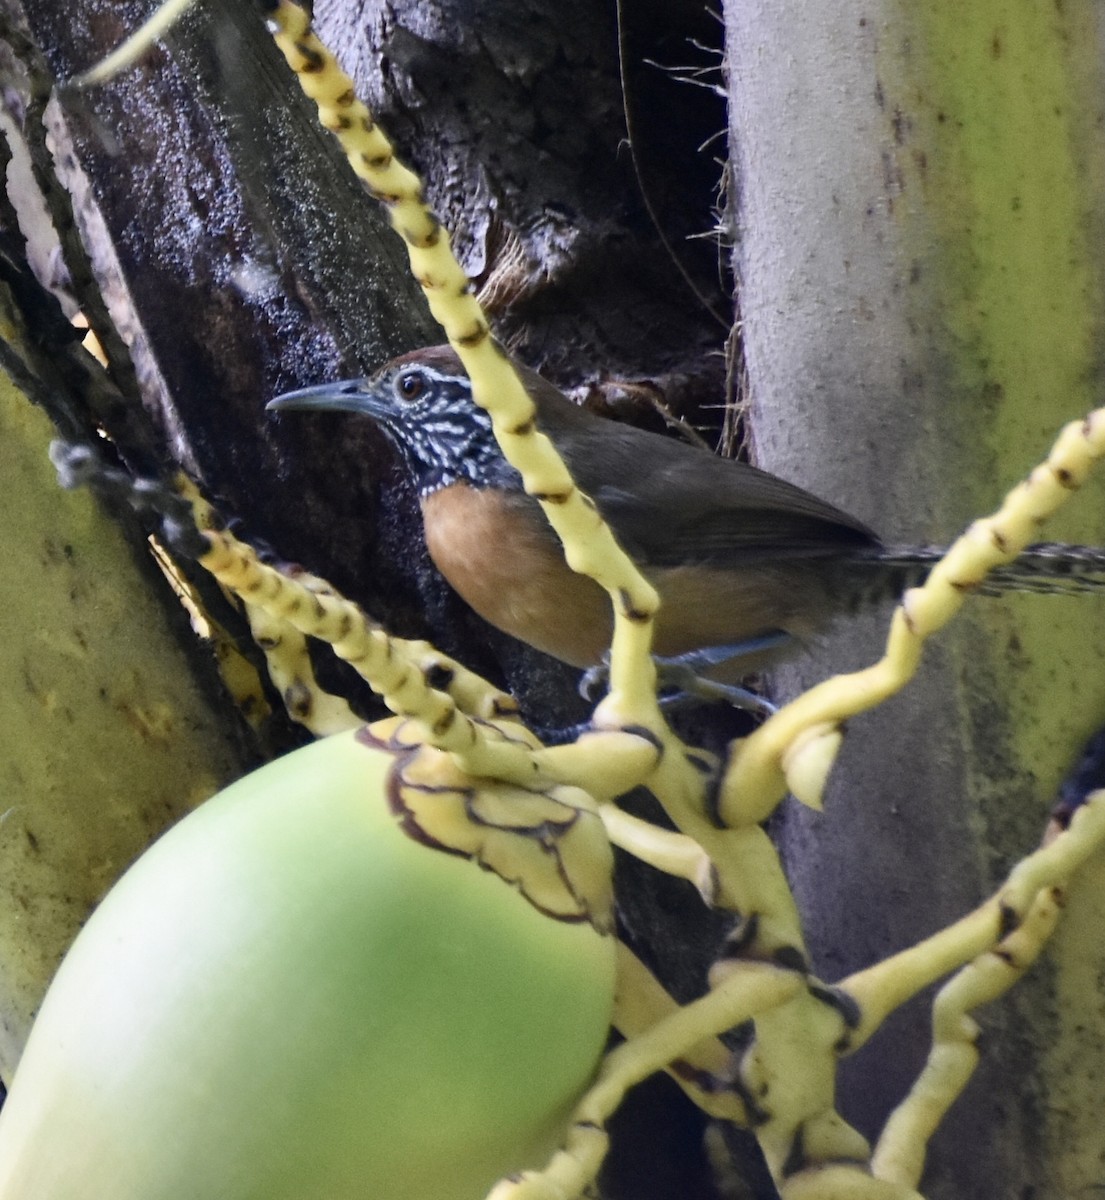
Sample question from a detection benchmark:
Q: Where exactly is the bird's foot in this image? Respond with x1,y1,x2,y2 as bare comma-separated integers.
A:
655,668,777,717
579,633,790,718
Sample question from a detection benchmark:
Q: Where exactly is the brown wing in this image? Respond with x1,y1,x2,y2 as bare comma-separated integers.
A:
520,364,880,570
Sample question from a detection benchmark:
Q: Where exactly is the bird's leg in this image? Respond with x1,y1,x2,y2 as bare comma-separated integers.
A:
580,666,776,717
659,630,793,678
579,632,789,716
655,673,778,718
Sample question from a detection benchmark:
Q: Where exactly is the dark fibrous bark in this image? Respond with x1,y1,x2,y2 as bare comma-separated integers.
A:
1,0,766,1194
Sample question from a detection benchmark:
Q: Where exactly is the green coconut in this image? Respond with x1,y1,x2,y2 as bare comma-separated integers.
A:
0,729,616,1199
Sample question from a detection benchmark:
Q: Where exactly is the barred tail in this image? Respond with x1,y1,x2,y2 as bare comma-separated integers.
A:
864,542,1105,598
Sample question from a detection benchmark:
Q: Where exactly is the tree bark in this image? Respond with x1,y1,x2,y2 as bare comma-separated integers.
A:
0,0,751,1196
310,0,729,387
726,2,1105,1197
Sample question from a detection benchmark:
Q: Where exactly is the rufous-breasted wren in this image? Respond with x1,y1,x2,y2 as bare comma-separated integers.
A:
269,345,1105,680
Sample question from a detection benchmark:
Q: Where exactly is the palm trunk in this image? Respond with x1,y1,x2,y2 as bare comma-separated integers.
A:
725,2,1105,1196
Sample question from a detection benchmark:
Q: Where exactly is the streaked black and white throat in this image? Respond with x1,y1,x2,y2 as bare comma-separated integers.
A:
376,364,519,497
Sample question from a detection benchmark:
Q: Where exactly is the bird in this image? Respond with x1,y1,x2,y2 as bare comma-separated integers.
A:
268,344,1105,684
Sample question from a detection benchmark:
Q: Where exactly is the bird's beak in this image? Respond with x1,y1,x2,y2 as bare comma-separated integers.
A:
266,380,386,419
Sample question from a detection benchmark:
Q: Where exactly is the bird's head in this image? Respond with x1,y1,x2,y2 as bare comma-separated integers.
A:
268,347,512,496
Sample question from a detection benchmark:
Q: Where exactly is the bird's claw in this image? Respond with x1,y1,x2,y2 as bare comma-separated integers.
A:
579,655,776,718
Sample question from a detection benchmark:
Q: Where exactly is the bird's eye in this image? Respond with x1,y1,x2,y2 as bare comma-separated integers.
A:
396,370,425,402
